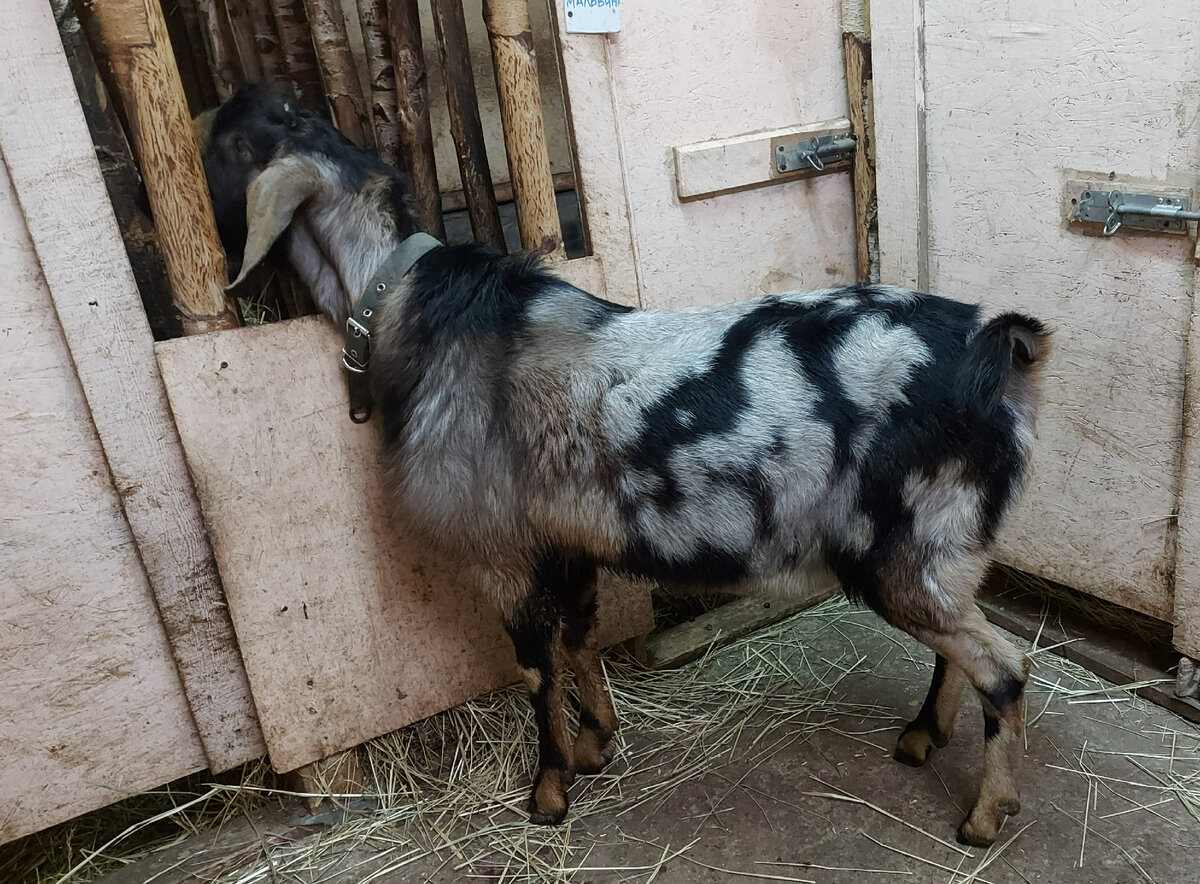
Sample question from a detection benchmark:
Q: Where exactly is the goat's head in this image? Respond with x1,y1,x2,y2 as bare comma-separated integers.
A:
196,84,420,323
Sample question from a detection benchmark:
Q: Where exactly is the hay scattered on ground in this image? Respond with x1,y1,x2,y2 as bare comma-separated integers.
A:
5,592,1199,884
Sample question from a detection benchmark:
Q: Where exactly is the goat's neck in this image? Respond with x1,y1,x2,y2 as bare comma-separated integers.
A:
296,182,419,325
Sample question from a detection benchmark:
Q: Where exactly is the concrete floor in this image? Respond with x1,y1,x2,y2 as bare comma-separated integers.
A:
101,603,1199,884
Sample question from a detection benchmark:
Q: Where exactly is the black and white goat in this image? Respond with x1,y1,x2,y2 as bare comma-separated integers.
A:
197,85,1050,847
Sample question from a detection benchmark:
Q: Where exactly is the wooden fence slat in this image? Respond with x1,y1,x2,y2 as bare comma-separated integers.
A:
429,0,504,249
482,0,563,257
195,0,244,100
302,0,375,147
90,0,240,333
357,0,401,167
269,0,326,108
0,0,265,771
53,0,183,341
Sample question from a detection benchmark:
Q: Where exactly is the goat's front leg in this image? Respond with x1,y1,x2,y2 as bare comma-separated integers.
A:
505,596,573,825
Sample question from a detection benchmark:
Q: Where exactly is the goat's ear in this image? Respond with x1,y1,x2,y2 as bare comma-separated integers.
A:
191,109,217,156
228,156,322,289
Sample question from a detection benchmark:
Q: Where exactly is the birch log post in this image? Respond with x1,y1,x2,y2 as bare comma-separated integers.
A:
242,0,289,84
430,0,505,250
53,0,182,340
302,0,375,147
482,0,563,257
222,0,266,82
842,30,876,283
387,0,445,237
356,0,400,166
89,0,239,333
194,0,242,99
269,0,326,108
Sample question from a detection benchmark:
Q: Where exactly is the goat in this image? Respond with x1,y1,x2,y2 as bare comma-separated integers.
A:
197,84,1050,847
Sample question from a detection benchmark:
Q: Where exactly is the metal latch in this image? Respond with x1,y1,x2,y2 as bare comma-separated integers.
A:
775,132,856,174
1075,189,1200,236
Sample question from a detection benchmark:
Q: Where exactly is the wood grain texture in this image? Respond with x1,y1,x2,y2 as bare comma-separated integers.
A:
842,31,876,283
303,0,374,147
482,0,564,257
223,0,266,82
546,3,639,307
0,155,206,847
870,0,924,289
641,589,836,671
429,0,504,248
386,0,444,237
582,1,856,309
268,0,326,108
1173,248,1200,658
54,0,183,341
0,0,265,772
195,0,244,100
482,0,561,255
357,0,400,166
91,0,240,332
910,2,1200,619
155,317,653,772
673,119,854,202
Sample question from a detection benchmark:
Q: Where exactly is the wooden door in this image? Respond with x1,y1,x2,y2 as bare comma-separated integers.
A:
873,0,1200,635
551,1,859,310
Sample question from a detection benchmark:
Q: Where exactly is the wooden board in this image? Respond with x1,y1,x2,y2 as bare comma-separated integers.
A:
155,316,654,772
1172,241,1200,658
871,0,925,289
640,589,836,671
0,156,206,846
563,2,856,310
0,0,265,772
673,119,853,202
871,0,1200,620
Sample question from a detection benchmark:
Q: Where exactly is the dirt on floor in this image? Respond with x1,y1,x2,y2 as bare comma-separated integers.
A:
83,598,1200,883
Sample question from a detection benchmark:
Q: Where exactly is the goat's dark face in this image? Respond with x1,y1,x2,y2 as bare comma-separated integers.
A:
195,84,315,261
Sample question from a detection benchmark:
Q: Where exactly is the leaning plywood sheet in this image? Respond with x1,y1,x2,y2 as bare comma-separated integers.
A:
156,317,653,772
0,157,206,846
0,0,264,772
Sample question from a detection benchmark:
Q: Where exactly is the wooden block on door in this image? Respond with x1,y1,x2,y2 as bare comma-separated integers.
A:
155,316,654,773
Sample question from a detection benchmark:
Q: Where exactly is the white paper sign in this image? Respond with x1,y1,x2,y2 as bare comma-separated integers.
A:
564,0,621,34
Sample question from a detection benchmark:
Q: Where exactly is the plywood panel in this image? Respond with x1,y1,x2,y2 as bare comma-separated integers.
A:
0,0,264,772
0,157,206,846
913,2,1200,619
598,2,856,308
156,317,653,772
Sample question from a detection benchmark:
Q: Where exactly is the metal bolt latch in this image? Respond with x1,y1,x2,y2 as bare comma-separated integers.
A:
1075,189,1200,236
775,132,857,174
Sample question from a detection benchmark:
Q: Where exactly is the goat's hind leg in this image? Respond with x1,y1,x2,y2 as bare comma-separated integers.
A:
894,654,969,766
561,569,618,775
505,594,574,825
915,608,1028,847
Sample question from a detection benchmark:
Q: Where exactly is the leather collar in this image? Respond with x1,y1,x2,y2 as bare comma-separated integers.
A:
341,232,442,423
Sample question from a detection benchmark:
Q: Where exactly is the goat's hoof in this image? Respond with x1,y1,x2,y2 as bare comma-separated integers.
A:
527,804,569,826
526,769,570,825
893,727,936,767
572,728,616,776
956,798,1020,847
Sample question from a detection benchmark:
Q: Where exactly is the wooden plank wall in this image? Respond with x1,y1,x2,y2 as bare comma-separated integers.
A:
0,155,207,845
872,0,1200,621
570,2,856,310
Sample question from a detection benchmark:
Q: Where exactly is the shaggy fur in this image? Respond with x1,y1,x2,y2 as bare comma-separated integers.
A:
199,84,1051,846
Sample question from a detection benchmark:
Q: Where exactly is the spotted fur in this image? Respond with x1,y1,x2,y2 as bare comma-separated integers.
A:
201,85,1051,846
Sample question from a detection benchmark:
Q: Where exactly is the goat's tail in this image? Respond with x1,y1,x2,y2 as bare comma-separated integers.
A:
953,312,1051,415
